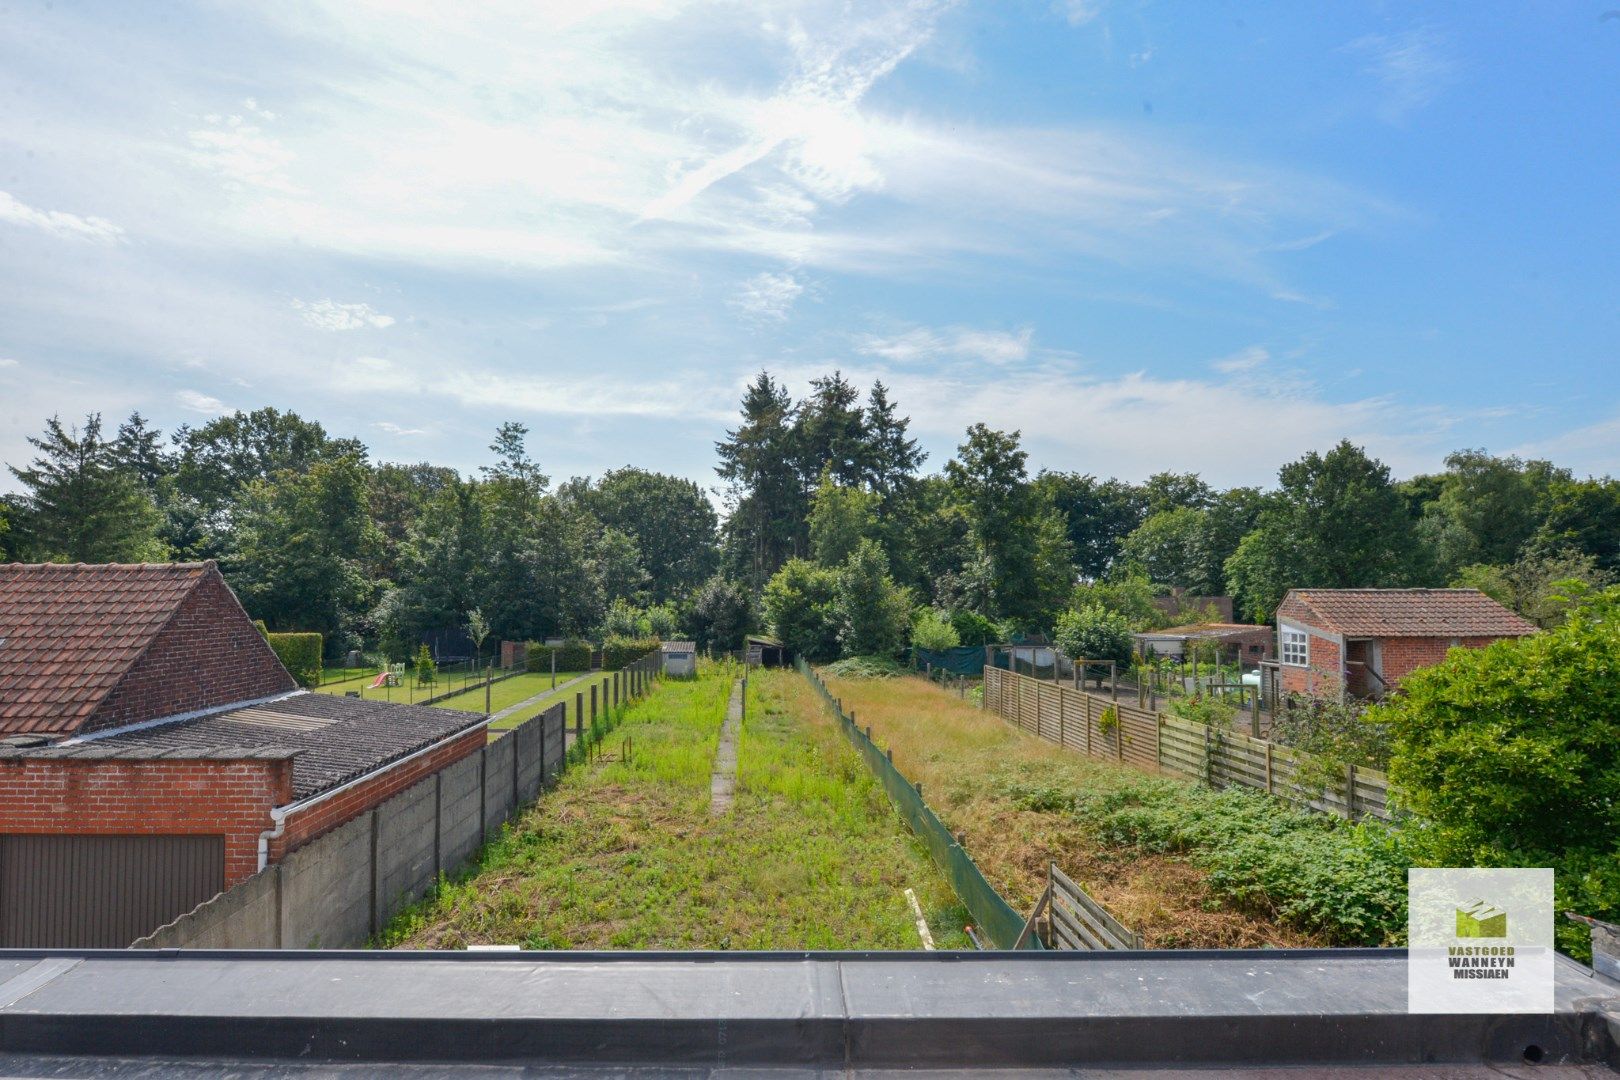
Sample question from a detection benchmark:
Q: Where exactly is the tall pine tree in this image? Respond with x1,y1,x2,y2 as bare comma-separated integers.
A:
7,413,164,563
716,372,804,589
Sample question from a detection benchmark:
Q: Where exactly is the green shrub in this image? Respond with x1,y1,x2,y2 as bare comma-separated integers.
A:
948,609,999,647
527,639,592,673
762,559,841,662
1373,585,1620,960
414,644,436,686
1167,693,1242,731
266,631,323,688
911,607,961,651
1053,603,1134,665
1082,780,1408,945
601,635,661,670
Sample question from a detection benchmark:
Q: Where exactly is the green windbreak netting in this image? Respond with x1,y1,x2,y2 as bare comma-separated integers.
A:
796,659,1039,950
911,646,993,676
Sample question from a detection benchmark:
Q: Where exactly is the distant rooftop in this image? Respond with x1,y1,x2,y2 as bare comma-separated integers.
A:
1135,622,1270,639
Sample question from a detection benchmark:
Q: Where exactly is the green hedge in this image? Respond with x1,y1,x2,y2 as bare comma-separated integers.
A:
267,632,323,688
602,635,661,671
527,639,592,673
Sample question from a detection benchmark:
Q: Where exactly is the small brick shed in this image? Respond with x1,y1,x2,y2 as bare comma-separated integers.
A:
1274,588,1538,699
0,561,487,947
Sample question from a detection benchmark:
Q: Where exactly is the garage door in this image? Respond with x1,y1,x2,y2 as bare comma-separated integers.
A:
0,834,225,947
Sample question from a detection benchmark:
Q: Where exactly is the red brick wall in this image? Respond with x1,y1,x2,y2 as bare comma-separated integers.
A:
269,726,487,861
1279,630,1342,696
84,570,297,735
1377,635,1504,687
0,756,292,886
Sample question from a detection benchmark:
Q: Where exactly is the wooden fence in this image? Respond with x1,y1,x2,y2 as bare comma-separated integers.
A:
1017,862,1142,951
983,666,1390,821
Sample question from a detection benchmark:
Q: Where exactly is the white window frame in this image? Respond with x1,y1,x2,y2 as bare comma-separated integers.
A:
1280,625,1310,667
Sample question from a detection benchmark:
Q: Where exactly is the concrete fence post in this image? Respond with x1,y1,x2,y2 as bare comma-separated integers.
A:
368,808,381,937
478,745,488,841
575,693,584,742
432,772,443,877
590,685,597,725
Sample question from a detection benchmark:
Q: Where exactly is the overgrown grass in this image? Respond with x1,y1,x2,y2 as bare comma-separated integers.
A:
379,665,966,950
815,669,1408,948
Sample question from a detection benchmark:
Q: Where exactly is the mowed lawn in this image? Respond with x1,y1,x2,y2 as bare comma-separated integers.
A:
381,666,968,950
812,670,1328,950
313,669,587,710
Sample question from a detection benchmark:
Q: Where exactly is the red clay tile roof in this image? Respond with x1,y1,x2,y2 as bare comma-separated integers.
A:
1279,588,1539,638
0,562,212,736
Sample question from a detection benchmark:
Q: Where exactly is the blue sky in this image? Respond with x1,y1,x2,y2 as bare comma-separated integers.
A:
2,1,1617,493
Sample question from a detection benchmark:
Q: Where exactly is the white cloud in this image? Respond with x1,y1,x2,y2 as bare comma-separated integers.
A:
0,358,18,370
856,325,1034,366
188,112,300,193
176,389,229,414
1211,346,1270,374
1345,29,1456,120
294,299,396,331
761,359,1456,487
730,272,804,321
355,356,392,372
1511,411,1620,476
375,421,428,436
1056,1,1104,26
68,0,1361,292
0,191,125,244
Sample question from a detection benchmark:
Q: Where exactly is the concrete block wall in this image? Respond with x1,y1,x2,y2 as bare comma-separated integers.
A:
374,778,438,929
132,862,281,949
280,811,374,949
514,719,542,803
132,678,647,950
482,733,516,838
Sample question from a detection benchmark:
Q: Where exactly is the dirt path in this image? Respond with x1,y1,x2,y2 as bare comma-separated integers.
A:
709,678,742,814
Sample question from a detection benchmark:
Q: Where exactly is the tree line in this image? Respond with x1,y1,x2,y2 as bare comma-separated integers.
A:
4,378,1617,661
0,410,732,658
716,371,1620,660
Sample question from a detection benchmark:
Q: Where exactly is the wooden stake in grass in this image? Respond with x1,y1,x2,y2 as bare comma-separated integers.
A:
905,888,935,950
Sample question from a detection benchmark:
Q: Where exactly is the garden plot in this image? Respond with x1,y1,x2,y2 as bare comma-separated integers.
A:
809,670,1406,949
382,666,967,950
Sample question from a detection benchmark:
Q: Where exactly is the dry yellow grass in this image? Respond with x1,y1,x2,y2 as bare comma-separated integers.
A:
813,670,1324,949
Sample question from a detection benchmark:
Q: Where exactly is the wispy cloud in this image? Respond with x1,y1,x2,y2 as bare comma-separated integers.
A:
294,299,395,331
0,358,18,370
856,325,1034,366
1212,346,1270,374
375,420,428,437
176,389,229,414
1056,1,1104,27
0,191,125,244
1345,29,1456,121
188,111,300,193
730,271,805,321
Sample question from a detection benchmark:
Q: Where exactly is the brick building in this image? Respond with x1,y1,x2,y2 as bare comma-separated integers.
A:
1274,588,1537,699
0,561,487,946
